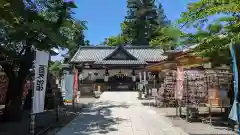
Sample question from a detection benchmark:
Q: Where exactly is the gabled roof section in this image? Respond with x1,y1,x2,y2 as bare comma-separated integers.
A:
70,45,166,63
103,45,138,60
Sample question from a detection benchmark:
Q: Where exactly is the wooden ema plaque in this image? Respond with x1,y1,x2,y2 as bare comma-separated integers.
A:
208,88,221,106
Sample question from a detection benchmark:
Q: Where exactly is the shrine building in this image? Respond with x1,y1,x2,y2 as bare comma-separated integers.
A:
68,45,166,93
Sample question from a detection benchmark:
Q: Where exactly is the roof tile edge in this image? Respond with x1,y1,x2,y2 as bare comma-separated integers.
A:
78,45,162,49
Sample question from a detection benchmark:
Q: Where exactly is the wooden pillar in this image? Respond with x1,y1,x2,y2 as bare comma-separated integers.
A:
77,67,82,102
139,71,142,82
143,71,146,82
104,67,109,91
132,69,136,90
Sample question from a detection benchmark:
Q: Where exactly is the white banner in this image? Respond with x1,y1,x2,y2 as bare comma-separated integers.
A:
33,50,49,114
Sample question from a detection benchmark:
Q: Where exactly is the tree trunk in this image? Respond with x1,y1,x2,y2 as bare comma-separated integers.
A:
3,47,33,121
3,72,30,121
3,76,24,121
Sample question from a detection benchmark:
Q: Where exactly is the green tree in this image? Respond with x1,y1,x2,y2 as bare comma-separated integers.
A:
103,22,130,46
150,26,183,50
49,60,62,77
0,0,87,121
123,0,170,45
68,28,90,58
103,35,127,46
178,0,240,66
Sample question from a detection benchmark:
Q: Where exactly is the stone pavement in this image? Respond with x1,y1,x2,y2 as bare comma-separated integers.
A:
56,92,188,135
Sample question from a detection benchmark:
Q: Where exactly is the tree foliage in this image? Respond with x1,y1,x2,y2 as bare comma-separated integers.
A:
103,35,128,46
122,0,170,45
49,60,62,77
178,0,240,66
68,30,90,58
104,0,171,46
103,22,129,46
0,0,86,61
150,26,183,50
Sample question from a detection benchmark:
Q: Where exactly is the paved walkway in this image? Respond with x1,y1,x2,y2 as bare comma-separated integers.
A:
56,92,188,135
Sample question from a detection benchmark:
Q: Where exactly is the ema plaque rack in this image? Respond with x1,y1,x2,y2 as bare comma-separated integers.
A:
161,70,176,107
183,70,207,107
205,69,232,106
181,69,206,121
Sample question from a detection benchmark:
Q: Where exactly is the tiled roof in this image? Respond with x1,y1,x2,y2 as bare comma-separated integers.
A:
70,46,166,64
163,44,199,55
94,60,146,65
182,44,199,52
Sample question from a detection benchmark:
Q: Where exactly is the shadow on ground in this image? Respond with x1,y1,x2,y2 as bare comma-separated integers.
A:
0,98,96,135
164,115,237,135
57,101,130,135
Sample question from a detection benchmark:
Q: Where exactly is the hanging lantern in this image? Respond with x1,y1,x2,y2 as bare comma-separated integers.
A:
88,72,92,80
78,73,83,81
104,68,109,82
104,75,108,82
94,72,98,76
139,72,142,82
132,76,136,82
105,68,109,76
131,69,135,76
132,69,136,82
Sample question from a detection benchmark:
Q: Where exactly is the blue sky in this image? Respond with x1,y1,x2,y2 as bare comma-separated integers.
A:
73,0,198,45
52,0,198,61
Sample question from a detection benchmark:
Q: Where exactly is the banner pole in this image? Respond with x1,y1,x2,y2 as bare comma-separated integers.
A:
30,48,36,135
30,111,35,135
72,65,76,109
237,95,240,135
